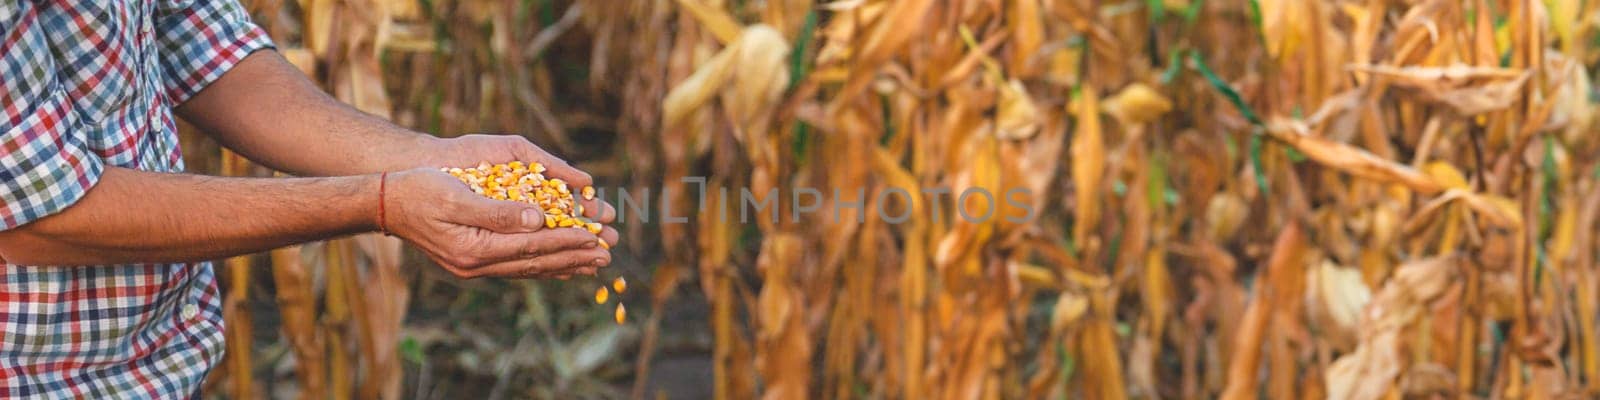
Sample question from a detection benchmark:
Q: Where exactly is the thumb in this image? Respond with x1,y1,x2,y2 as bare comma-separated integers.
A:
460,197,545,233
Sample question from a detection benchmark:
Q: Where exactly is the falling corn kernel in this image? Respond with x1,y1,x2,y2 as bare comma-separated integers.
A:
612,277,627,293
581,186,595,200
594,286,610,304
614,303,626,324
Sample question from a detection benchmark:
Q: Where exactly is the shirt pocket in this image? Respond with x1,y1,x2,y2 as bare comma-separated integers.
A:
44,1,140,125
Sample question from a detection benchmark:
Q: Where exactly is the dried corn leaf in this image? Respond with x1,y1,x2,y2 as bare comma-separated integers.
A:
1326,255,1459,400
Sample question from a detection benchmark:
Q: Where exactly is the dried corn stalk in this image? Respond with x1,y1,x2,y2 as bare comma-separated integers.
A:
196,0,1600,397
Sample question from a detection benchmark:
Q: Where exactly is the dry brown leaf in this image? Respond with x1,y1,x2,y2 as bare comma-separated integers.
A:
995,78,1041,140
1070,89,1104,245
1104,82,1173,125
1326,255,1459,400
1306,260,1373,348
672,0,743,44
1268,120,1447,194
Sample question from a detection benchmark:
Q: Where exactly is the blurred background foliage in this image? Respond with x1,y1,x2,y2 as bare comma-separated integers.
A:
188,0,1600,399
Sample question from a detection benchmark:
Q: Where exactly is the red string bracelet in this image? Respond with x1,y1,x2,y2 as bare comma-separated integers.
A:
378,172,392,236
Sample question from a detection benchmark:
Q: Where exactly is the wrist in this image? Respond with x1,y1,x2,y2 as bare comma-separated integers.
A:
349,173,386,234
405,134,446,169
358,131,441,173
377,171,393,235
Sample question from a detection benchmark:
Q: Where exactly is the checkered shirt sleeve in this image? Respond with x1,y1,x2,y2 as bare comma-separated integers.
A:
155,0,275,105
0,1,106,231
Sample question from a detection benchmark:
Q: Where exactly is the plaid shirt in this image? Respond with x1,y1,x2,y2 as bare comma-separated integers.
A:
0,0,272,397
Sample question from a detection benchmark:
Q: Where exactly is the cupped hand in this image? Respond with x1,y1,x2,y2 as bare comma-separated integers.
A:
383,168,615,279
418,134,618,228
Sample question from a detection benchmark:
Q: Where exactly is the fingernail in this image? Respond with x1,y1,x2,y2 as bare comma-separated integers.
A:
521,209,540,227
592,258,606,267
584,239,598,248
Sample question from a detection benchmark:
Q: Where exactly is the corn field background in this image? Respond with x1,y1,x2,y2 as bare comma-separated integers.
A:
189,0,1600,398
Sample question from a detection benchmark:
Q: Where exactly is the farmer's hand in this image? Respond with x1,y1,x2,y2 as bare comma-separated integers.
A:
417,134,618,227
385,168,611,279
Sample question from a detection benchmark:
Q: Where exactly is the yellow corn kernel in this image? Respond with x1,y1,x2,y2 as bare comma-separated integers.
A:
612,277,626,293
614,303,626,324
597,238,610,249
446,162,604,238
594,286,609,304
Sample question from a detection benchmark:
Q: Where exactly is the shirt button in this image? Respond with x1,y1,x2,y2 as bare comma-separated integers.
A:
181,303,199,320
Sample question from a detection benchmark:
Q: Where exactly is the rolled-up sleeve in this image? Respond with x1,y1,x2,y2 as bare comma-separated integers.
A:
0,1,105,230
155,0,276,105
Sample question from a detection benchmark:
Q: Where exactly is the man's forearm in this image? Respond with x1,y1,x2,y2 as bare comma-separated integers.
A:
0,167,378,265
175,50,436,176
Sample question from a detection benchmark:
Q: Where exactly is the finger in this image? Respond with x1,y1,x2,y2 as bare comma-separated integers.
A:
529,270,571,280
518,248,604,280
528,271,565,280
519,270,565,280
540,158,592,189
583,199,616,223
598,226,620,248
474,247,612,279
537,263,600,280
472,228,601,265
453,194,545,234
426,254,475,279
544,267,597,280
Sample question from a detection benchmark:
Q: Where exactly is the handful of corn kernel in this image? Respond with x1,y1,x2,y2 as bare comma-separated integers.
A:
442,161,608,249
445,161,625,324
